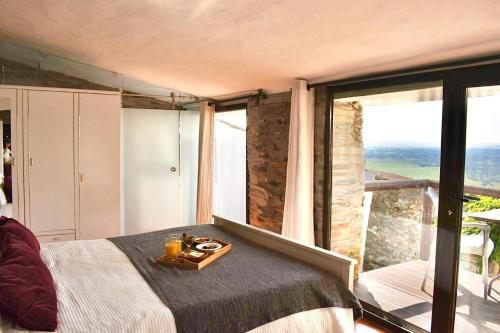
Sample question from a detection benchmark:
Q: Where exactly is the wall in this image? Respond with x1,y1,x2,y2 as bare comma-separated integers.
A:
246,88,328,248
363,185,423,271
0,57,175,109
247,92,290,233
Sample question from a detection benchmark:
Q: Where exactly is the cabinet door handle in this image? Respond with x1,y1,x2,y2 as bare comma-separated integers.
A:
29,157,33,166
80,173,85,182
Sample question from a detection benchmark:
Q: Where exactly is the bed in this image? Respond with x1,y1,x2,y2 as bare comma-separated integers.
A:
0,217,360,333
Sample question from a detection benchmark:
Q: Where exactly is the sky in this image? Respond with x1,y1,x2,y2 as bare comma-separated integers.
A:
362,94,500,148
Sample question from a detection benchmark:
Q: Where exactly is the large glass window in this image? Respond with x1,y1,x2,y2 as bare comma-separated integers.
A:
214,109,247,223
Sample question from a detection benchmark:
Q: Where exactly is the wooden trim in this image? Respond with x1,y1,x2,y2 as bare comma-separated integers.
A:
214,216,356,290
365,179,500,198
34,229,76,237
365,179,431,191
0,84,120,95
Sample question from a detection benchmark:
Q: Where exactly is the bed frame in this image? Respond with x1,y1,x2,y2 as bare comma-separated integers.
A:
214,216,356,291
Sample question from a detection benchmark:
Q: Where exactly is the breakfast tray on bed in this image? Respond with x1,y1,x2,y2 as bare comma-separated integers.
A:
155,240,231,270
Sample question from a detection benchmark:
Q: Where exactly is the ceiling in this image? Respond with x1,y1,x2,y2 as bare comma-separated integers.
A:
0,0,499,98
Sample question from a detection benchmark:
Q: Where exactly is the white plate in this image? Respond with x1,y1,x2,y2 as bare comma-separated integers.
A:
195,242,222,252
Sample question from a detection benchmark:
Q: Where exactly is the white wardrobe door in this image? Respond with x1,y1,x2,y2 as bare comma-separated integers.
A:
122,108,180,235
79,93,121,240
27,90,75,232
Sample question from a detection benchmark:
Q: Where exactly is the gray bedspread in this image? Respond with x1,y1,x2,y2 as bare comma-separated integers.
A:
108,225,361,333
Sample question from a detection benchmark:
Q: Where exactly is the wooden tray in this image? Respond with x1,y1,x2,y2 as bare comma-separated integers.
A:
155,240,231,270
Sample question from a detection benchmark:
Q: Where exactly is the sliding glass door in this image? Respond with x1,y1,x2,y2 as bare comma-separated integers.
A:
331,83,443,332
324,62,500,333
452,85,500,332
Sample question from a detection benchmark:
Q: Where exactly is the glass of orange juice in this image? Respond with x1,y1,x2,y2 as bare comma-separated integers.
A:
164,234,183,258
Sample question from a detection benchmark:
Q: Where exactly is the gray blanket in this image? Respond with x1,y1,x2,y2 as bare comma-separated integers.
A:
108,225,361,333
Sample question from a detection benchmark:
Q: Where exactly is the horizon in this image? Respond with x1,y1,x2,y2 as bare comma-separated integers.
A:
362,93,500,149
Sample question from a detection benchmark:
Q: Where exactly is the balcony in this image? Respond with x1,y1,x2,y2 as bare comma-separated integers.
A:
356,179,500,333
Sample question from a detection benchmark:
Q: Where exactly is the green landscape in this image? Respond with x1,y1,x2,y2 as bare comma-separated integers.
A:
365,146,500,189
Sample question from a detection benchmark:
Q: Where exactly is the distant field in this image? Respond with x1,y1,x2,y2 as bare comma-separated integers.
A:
365,147,500,190
365,160,440,180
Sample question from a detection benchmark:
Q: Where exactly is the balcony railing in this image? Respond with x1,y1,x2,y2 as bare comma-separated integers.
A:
364,179,500,260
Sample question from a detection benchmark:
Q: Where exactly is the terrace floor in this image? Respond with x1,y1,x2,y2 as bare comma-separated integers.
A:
354,260,500,333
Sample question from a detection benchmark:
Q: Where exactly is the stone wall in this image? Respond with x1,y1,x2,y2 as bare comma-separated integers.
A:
330,101,365,276
247,92,291,233
363,184,424,271
246,87,329,248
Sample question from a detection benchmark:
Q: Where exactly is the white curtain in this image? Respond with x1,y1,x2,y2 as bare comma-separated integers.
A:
282,79,315,245
196,101,215,224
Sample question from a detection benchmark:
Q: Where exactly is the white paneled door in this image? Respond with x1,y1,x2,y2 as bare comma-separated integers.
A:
25,90,75,233
122,108,180,234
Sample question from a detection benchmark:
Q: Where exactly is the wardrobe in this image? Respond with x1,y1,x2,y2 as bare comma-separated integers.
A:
0,86,121,242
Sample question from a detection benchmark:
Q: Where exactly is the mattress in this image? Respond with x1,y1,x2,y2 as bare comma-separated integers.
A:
0,239,355,333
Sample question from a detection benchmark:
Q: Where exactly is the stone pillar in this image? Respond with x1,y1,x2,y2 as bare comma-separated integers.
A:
330,101,365,278
247,92,291,233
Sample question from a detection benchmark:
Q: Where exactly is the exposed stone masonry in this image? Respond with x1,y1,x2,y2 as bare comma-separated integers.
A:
247,92,291,233
330,101,365,276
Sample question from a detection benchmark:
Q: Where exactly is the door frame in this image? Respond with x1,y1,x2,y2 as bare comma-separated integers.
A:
321,59,500,332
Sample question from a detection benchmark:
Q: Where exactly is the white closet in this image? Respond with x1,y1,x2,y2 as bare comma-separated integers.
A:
24,90,76,235
78,93,120,240
0,86,121,242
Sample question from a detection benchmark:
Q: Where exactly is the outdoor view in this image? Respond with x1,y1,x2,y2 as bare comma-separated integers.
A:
336,85,499,333
364,97,500,189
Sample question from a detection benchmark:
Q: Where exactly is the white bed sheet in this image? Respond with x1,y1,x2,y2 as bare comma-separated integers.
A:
0,239,354,333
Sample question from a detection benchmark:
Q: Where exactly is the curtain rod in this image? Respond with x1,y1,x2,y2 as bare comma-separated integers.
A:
208,89,266,106
121,92,197,100
307,53,500,90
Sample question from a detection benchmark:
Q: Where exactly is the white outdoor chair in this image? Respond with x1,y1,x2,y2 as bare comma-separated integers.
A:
420,188,495,301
